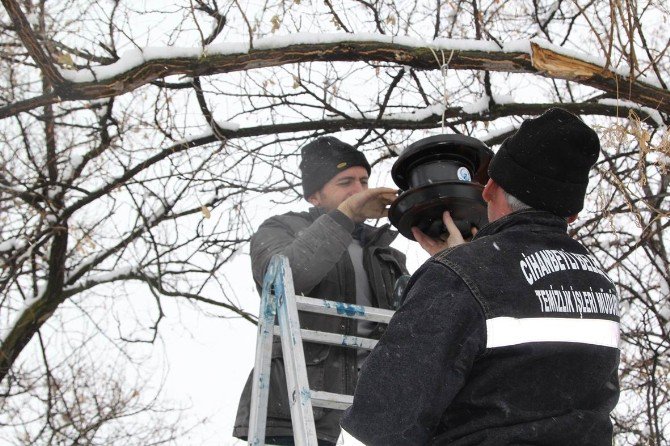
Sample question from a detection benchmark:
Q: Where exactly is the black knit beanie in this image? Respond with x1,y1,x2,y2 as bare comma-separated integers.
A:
299,136,371,199
488,108,600,217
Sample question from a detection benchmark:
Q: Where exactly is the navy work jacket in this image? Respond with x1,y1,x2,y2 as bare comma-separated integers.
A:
341,210,620,445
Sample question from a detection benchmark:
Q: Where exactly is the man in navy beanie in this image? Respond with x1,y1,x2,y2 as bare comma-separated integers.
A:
340,109,620,445
234,136,408,445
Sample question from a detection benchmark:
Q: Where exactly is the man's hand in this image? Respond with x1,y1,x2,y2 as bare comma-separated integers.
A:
338,188,398,223
412,211,476,256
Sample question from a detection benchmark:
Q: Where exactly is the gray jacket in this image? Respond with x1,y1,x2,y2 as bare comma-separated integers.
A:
233,207,408,443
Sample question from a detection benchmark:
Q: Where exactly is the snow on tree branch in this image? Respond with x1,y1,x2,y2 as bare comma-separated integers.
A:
1,36,668,120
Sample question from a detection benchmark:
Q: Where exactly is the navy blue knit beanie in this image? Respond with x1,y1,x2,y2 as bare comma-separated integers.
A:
299,136,371,198
488,108,600,217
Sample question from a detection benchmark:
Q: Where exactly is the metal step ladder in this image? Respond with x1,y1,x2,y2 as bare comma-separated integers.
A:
248,254,395,446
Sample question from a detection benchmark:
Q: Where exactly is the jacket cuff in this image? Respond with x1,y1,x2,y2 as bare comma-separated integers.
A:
328,209,355,233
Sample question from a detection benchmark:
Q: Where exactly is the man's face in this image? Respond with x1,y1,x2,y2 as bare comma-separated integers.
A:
308,166,369,211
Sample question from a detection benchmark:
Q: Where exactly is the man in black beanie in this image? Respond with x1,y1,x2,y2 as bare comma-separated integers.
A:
340,108,620,445
233,136,408,445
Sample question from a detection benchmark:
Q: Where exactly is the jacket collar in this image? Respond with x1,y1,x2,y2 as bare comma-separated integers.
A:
474,209,568,239
363,223,399,247
308,206,327,220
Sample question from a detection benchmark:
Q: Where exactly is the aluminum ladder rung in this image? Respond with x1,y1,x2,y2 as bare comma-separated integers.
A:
294,295,394,324
310,390,353,410
272,326,379,350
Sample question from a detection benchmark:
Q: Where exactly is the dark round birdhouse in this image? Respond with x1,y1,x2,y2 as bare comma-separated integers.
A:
389,134,494,240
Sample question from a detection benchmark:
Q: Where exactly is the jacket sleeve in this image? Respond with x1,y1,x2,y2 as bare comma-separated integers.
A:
250,209,354,295
339,260,486,445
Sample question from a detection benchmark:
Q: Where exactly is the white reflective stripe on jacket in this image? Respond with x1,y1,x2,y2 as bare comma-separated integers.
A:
337,428,367,445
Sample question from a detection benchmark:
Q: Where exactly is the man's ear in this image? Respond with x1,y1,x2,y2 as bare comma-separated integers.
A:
482,179,496,202
567,213,578,224
307,193,320,207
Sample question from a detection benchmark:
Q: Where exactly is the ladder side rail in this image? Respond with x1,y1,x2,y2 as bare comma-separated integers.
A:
275,256,319,445
248,257,281,446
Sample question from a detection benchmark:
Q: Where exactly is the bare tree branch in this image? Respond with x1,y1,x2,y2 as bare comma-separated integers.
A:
1,40,668,119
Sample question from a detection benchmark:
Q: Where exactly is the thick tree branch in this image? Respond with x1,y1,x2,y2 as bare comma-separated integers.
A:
1,0,65,88
1,39,668,119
